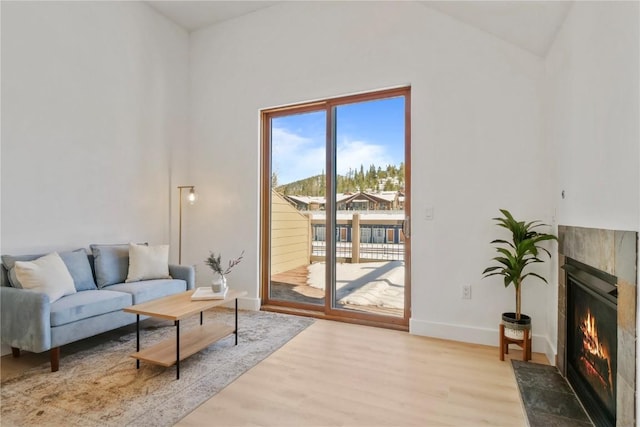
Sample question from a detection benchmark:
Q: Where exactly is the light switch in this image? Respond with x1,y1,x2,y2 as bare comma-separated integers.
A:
425,207,434,220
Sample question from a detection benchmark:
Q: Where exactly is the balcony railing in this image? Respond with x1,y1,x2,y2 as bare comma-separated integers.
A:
311,241,404,261
309,212,405,262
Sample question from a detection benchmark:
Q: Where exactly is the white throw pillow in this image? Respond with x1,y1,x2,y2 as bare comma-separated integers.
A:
126,243,170,282
14,252,77,303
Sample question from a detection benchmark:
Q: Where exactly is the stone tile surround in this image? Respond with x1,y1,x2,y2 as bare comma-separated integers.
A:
557,226,637,427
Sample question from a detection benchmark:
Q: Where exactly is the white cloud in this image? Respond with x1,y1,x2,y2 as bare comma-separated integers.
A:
336,138,393,176
272,127,325,185
271,128,394,185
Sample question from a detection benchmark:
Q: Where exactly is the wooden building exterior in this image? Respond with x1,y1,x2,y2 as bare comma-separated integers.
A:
270,191,312,276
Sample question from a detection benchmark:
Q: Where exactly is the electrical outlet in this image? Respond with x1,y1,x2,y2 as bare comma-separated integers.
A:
462,284,471,299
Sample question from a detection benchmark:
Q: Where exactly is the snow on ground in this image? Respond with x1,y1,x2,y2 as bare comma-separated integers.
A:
306,260,404,309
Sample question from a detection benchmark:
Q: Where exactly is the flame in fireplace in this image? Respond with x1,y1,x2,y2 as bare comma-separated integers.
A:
582,311,608,359
579,309,613,395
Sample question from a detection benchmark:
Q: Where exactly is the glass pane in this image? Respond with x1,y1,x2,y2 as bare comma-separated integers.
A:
269,110,326,306
333,97,405,317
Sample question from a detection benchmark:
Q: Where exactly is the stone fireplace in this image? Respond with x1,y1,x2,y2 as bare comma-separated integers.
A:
557,226,637,427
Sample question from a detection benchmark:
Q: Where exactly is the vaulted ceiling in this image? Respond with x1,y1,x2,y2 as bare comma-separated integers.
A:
147,1,280,32
146,1,573,58
423,1,572,57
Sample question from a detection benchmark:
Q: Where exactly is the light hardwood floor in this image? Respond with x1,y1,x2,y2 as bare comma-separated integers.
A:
0,319,548,426
178,319,548,426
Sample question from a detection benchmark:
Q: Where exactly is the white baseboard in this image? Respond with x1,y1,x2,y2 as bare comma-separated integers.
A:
239,297,261,311
409,318,553,363
544,335,557,366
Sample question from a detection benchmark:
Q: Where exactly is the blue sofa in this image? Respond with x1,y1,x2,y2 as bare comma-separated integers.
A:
0,244,195,372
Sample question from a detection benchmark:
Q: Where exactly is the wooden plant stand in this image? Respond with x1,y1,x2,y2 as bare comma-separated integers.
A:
499,323,531,361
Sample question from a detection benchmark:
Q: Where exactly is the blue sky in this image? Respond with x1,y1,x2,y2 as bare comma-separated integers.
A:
272,96,405,185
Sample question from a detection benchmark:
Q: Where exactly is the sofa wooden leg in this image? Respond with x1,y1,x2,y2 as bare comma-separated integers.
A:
50,347,60,372
11,347,20,358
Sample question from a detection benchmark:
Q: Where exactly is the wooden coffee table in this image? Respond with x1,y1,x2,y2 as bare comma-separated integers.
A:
123,289,247,379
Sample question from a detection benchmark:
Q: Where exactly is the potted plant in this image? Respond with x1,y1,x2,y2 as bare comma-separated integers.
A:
482,209,557,338
205,250,244,292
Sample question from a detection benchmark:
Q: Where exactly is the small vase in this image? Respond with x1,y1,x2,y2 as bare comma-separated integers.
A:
212,275,227,293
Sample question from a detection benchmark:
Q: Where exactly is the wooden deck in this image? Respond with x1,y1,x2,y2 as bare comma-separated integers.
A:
271,265,310,287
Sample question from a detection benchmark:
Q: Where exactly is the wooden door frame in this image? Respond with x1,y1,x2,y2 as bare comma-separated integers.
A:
260,86,411,330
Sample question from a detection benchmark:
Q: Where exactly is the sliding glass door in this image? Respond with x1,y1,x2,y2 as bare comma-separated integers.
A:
268,109,326,307
331,98,407,319
261,87,411,329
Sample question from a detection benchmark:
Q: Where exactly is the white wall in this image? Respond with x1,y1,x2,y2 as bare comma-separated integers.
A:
1,1,189,256
543,2,639,364
188,2,552,337
546,2,639,232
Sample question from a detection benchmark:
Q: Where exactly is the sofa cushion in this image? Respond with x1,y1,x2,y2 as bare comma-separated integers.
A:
59,250,97,291
106,279,187,304
14,252,77,303
8,268,21,289
2,253,40,270
3,249,97,292
126,243,171,282
90,244,132,289
2,253,42,288
50,289,132,327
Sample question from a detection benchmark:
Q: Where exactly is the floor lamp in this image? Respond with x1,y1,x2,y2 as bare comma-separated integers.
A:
177,185,196,264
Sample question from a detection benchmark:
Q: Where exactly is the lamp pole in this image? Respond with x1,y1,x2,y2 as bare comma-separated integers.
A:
177,186,196,264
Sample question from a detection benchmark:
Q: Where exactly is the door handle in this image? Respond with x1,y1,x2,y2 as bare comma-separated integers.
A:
403,216,410,238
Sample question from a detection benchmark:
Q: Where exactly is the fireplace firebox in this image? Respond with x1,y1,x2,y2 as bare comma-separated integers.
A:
565,258,617,427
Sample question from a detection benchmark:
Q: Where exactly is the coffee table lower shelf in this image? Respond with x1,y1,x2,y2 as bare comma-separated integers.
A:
130,322,234,367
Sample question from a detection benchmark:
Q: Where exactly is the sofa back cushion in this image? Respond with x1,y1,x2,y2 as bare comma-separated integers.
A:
90,244,131,288
2,253,41,272
14,252,77,303
0,267,8,287
126,243,171,282
60,250,97,291
2,254,40,288
2,249,97,291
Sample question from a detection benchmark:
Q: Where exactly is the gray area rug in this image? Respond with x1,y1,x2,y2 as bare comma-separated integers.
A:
1,308,314,426
512,360,593,427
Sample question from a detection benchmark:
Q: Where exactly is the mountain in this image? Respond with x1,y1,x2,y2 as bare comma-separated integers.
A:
274,162,405,196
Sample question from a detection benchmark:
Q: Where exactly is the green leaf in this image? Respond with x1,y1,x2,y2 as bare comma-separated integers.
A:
483,271,504,279
522,272,549,284
490,239,515,249
492,255,515,267
495,247,515,257
504,275,514,287
482,266,502,274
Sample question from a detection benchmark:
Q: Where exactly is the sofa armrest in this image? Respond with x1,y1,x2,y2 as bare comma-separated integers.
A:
0,287,51,353
169,264,195,290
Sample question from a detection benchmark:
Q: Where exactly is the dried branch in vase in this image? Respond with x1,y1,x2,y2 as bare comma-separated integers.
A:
205,250,245,276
